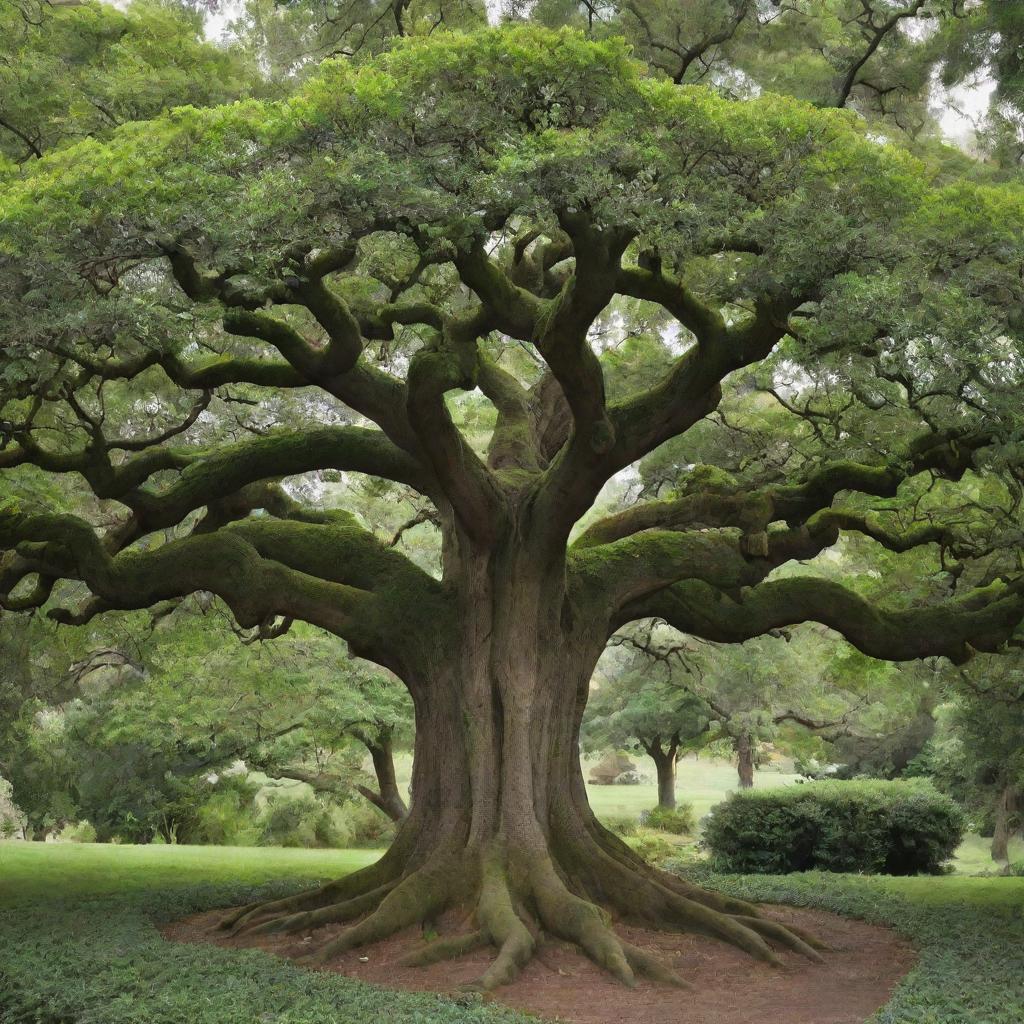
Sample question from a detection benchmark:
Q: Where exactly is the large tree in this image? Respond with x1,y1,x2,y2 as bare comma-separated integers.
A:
3,26,1024,989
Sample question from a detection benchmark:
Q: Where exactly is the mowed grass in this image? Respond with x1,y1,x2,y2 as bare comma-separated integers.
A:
0,841,379,903
583,754,800,822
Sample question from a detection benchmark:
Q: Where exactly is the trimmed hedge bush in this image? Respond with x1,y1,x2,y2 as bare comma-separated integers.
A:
703,779,965,875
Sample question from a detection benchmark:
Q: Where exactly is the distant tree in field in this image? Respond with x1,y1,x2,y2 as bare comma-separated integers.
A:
1,596,413,838
599,618,922,790
5,22,1024,988
582,654,711,808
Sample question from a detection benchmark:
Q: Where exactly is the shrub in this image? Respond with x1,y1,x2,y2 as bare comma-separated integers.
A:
193,785,260,847
625,828,676,865
57,820,97,844
336,798,398,847
598,812,639,837
642,803,696,835
703,779,965,875
258,794,323,848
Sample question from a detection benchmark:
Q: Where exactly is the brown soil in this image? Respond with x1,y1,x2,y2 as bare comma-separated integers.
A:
163,901,916,1024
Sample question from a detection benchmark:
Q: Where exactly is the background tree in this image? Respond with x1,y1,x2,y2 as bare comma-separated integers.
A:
0,593,414,837
925,654,1024,864
582,648,712,808
4,24,1024,990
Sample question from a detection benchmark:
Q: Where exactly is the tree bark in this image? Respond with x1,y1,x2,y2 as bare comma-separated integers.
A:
220,535,823,988
357,730,407,823
736,733,755,789
992,783,1017,863
646,740,678,810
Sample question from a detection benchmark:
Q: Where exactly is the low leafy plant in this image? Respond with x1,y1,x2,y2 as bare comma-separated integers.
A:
598,812,639,837
642,803,696,835
625,828,677,865
703,779,965,875
56,819,97,843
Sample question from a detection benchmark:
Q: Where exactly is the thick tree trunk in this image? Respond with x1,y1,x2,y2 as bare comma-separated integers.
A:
992,783,1016,863
736,733,755,789
647,743,678,809
219,543,823,988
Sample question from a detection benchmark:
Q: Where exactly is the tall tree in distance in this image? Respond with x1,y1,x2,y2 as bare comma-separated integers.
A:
3,27,1024,989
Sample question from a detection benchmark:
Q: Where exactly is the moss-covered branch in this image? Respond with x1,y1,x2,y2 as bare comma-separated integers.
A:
577,427,995,550
619,575,1024,663
0,508,447,664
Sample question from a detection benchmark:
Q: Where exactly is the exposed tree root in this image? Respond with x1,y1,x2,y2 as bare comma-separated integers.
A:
219,857,399,935
239,883,397,938
220,838,826,992
620,940,691,989
398,930,488,967
296,856,460,967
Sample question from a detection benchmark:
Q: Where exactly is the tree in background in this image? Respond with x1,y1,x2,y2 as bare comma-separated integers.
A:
582,650,711,808
506,1,1024,168
5,16,1024,987
593,617,919,791
925,654,1024,864
0,594,414,839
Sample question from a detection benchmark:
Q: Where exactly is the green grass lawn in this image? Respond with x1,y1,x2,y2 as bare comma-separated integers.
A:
2,842,1023,1023
583,754,801,822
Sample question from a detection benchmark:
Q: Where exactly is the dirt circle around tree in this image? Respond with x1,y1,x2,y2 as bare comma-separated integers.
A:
165,900,916,1024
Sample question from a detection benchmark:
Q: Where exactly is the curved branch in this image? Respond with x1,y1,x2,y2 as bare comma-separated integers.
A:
619,575,1024,664
0,510,447,666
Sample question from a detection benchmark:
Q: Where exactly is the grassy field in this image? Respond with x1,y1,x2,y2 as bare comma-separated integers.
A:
2,842,1022,1023
583,754,800,822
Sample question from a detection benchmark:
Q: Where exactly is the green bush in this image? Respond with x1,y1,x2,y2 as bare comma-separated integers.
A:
624,828,677,865
598,812,639,837
258,795,324,848
335,798,398,848
642,803,696,835
193,785,260,847
703,779,965,875
57,819,97,843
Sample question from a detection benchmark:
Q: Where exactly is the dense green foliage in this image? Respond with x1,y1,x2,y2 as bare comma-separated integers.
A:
704,780,965,875
0,0,256,166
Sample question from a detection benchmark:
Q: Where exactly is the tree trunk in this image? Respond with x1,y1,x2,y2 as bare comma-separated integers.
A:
647,742,677,810
992,783,1015,863
736,733,755,789
357,731,408,823
219,541,822,988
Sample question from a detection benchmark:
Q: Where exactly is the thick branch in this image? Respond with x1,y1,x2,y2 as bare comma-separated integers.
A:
620,576,1024,664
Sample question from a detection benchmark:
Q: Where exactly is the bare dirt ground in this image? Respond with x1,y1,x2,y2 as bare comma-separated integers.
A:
164,901,916,1024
